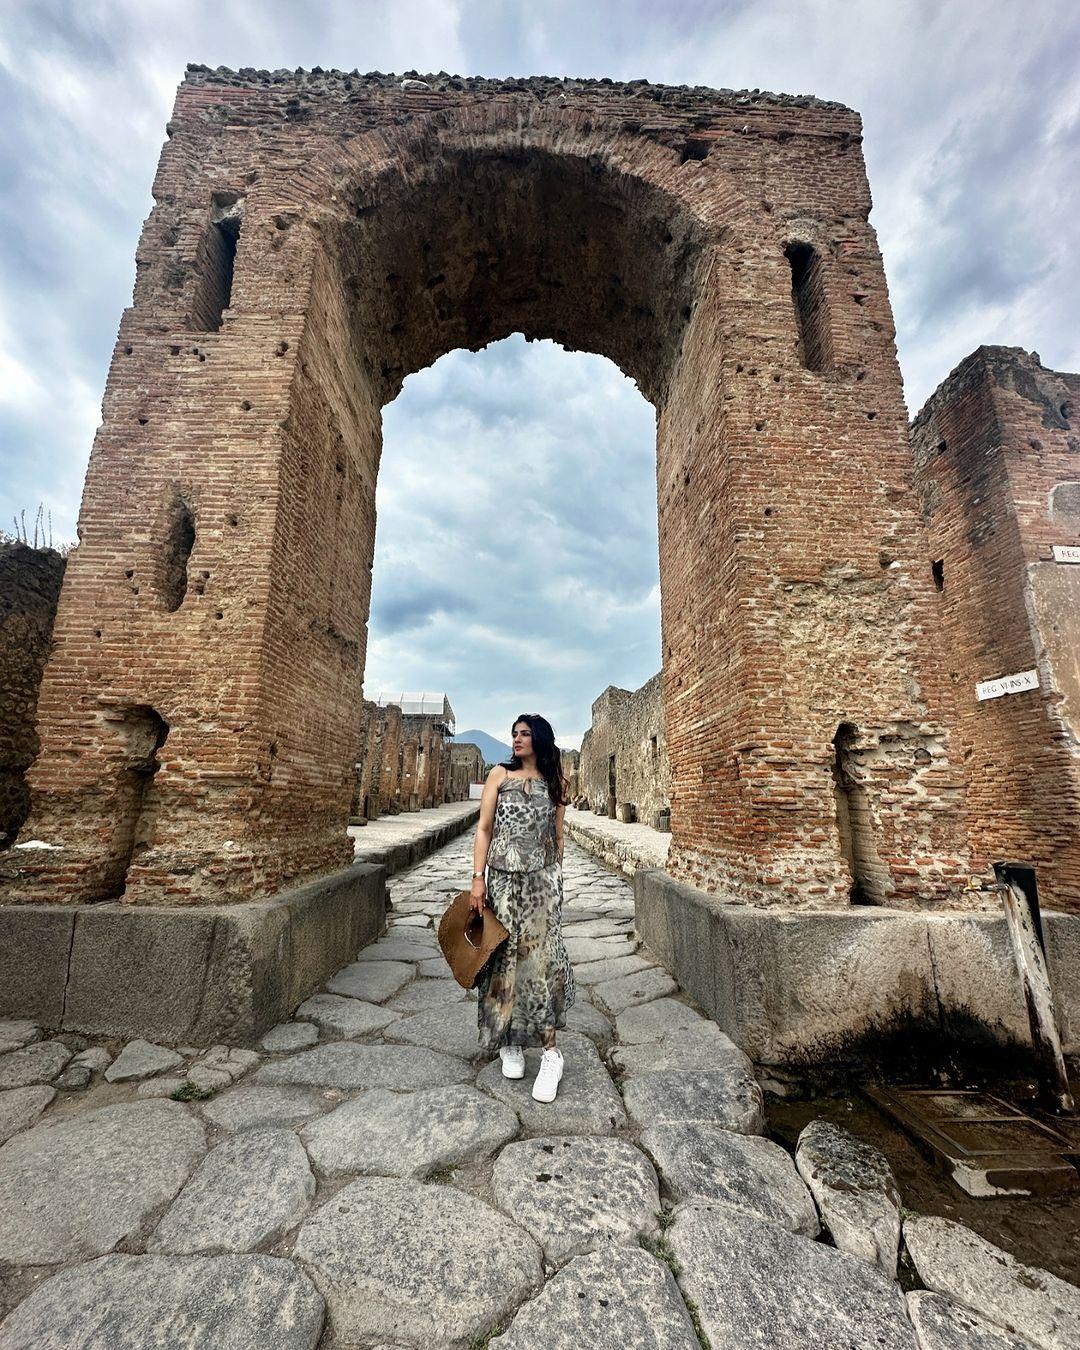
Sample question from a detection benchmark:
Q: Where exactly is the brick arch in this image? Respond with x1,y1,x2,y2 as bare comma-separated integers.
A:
10,69,969,909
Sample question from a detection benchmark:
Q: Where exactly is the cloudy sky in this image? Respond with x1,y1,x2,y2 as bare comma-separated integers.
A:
2,1,1078,747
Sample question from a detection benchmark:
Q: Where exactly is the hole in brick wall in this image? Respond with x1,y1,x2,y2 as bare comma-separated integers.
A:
100,706,170,900
276,341,289,356
932,559,944,591
764,507,773,516
866,411,877,420
94,628,102,639
1061,402,1073,425
228,514,239,527
215,611,224,620
936,439,947,454
124,345,133,355
124,569,134,579
160,496,196,613
189,211,240,332
240,400,252,411
680,138,709,163
785,241,833,373
832,723,887,905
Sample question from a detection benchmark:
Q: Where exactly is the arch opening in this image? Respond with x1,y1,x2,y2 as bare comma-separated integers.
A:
99,706,170,900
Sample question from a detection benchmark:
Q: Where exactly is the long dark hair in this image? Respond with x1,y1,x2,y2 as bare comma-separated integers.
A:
501,713,568,806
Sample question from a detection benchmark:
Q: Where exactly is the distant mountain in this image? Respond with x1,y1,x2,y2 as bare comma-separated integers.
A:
454,730,513,767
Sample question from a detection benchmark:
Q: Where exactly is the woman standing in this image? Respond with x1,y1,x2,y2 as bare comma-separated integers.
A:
470,713,575,1102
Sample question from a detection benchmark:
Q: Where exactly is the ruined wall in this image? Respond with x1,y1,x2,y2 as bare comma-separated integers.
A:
0,544,66,848
559,748,580,801
449,743,484,800
7,66,969,908
376,704,404,816
912,348,1080,913
579,674,671,827
351,698,381,820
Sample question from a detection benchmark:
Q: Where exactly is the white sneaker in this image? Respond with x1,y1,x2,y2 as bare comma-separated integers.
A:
500,1046,525,1079
532,1048,564,1102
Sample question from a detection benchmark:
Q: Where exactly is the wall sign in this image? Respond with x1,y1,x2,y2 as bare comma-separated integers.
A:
1052,545,1080,563
976,669,1039,702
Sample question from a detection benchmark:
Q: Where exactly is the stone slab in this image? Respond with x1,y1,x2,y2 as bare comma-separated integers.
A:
0,863,387,1046
259,1021,319,1053
565,936,637,965
0,1085,55,1144
492,1135,659,1264
623,1066,765,1134
476,1032,626,1135
149,1127,315,1254
294,993,400,1038
0,1021,41,1055
564,1000,614,1045
0,1253,324,1349
384,979,467,1012
670,1203,918,1350
293,1177,542,1347
492,1245,699,1349
326,959,413,1003
0,1100,206,1264
355,935,438,964
592,965,678,1015
906,1290,1037,1349
614,997,708,1045
795,1119,901,1275
0,1040,71,1088
572,953,654,985
255,1041,472,1090
199,1084,329,1133
612,1020,749,1077
634,869,1080,1068
104,1039,184,1082
642,1122,818,1234
904,1213,1080,1349
0,905,74,1026
384,1001,486,1060
301,1085,518,1177
561,918,635,940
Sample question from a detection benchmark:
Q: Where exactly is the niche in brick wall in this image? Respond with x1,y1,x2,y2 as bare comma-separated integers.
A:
785,241,833,373
189,193,243,332
831,723,887,904
100,706,170,900
160,495,196,612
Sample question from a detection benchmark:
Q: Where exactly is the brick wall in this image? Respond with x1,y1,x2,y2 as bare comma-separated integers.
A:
911,347,1080,913
0,544,66,848
5,67,970,908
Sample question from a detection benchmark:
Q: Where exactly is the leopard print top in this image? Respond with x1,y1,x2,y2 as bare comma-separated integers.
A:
486,775,559,872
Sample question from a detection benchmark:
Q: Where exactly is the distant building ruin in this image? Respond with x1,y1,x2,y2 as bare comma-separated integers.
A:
578,674,670,829
351,693,459,820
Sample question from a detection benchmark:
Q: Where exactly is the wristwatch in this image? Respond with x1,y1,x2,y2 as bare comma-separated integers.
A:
472,870,485,878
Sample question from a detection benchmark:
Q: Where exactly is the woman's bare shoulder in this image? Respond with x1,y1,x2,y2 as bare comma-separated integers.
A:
486,764,509,783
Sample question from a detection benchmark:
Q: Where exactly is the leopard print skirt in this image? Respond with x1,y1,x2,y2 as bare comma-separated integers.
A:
476,861,576,1051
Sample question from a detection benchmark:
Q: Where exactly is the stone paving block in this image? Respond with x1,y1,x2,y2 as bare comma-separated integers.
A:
670,1203,918,1350
592,966,678,1015
565,935,638,965
906,1290,1039,1349
301,1085,518,1178
796,1119,902,1275
355,936,438,964
492,1135,659,1264
476,1032,626,1135
0,1085,55,1145
384,1001,485,1060
136,1076,188,1098
612,1020,749,1077
186,1045,260,1093
492,1245,699,1349
56,1063,93,1091
293,1177,542,1348
642,1123,818,1234
104,1039,184,1082
561,917,635,940
260,1020,319,1053
0,1022,41,1055
384,979,467,1013
149,1127,315,1254
294,993,400,1038
0,1040,71,1089
418,956,454,979
623,1067,764,1134
0,1253,324,1349
615,997,709,1044
71,1046,112,1073
904,1214,1080,1350
326,959,415,1002
200,1084,330,1133
0,1101,206,1264
563,1000,614,1045
572,953,654,985
255,1041,472,1090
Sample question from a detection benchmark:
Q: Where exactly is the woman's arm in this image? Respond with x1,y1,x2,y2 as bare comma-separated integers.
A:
470,765,506,912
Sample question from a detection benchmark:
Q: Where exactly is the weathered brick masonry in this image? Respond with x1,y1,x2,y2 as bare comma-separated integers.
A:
912,347,1080,912
7,67,971,908
0,544,66,848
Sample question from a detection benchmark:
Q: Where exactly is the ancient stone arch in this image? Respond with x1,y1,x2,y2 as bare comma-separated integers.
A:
12,68,968,911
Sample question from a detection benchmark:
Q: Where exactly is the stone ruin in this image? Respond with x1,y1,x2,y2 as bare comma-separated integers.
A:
0,67,1078,1063
351,692,474,821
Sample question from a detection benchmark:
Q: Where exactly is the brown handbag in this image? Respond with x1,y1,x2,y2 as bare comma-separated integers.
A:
438,889,509,989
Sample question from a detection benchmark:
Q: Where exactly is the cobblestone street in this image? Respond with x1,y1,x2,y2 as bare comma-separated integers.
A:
1,836,1076,1347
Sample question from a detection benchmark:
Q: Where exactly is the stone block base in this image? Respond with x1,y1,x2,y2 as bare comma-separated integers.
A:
635,869,1080,1076
0,863,387,1046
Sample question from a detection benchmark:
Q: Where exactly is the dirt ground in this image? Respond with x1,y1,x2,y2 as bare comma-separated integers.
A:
766,1069,1080,1287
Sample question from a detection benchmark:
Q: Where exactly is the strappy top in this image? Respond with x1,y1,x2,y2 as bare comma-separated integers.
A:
486,774,559,872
